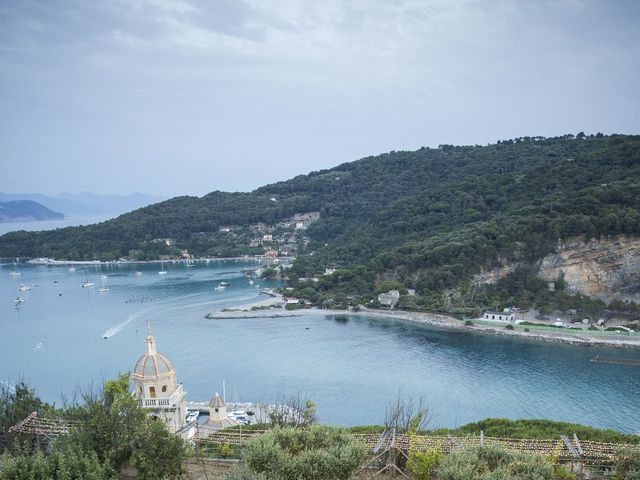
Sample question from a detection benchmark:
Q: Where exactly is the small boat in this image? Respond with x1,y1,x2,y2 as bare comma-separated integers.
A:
9,260,20,276
186,410,200,423
34,341,44,350
158,262,167,275
98,277,110,293
68,267,76,272
134,271,142,276
249,280,254,285
218,282,230,287
82,282,95,288
15,296,25,304
19,284,31,292
101,275,108,280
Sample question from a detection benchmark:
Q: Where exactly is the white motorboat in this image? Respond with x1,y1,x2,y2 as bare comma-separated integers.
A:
19,284,31,292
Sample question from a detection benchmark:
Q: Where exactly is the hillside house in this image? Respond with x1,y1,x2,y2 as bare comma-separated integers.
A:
378,290,400,307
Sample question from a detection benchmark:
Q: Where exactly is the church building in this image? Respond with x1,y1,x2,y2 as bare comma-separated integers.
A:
133,328,186,432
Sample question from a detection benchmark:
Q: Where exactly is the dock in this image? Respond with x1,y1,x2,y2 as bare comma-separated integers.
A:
184,401,276,424
590,355,640,366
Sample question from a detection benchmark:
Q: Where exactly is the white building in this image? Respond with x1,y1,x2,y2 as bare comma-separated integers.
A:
483,311,514,322
378,290,400,307
133,329,186,432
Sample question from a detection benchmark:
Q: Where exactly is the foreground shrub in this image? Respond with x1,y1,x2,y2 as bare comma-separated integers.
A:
407,445,445,480
437,444,555,480
226,425,366,480
0,443,109,480
615,448,640,480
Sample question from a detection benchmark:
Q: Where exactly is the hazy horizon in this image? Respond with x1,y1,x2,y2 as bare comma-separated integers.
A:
1,0,639,197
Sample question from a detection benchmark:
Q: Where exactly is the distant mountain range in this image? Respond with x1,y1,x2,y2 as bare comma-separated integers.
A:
0,200,64,222
0,192,166,216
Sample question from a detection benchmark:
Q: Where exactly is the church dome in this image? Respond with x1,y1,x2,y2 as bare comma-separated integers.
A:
133,334,175,380
209,393,225,408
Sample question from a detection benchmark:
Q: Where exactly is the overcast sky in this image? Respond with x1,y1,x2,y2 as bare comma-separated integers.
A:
1,0,638,197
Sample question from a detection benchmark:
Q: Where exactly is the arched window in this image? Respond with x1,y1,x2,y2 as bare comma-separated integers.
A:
150,386,156,398
162,385,167,393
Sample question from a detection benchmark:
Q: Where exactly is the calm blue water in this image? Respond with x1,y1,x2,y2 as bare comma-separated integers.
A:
1,260,639,433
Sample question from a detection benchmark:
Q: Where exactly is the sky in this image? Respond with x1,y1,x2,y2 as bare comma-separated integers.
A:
0,0,639,197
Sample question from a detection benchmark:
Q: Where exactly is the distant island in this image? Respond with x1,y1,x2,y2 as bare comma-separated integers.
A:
0,191,165,217
0,200,64,222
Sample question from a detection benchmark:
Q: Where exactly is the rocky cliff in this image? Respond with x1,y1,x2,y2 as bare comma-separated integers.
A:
538,236,640,302
473,235,640,303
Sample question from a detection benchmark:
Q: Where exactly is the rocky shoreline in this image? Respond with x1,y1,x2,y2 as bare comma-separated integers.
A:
206,300,640,349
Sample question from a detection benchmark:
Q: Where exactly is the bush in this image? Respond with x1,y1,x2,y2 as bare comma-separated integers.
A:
407,445,445,480
219,443,235,458
465,320,474,326
229,425,366,480
615,448,640,479
505,324,514,330
437,444,555,480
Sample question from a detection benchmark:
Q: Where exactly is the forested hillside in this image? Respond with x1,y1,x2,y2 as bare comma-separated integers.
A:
2,134,639,315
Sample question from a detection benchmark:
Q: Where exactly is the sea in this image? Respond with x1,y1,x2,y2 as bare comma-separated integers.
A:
1,259,639,433
0,215,115,236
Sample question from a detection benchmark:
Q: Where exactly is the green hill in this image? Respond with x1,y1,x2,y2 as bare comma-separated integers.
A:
1,133,639,314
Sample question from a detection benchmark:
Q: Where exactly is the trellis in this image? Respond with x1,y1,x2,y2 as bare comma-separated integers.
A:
194,427,639,465
10,412,640,467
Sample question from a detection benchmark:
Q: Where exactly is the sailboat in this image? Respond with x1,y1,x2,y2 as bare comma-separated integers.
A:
158,261,167,275
81,270,94,288
9,260,20,276
98,277,110,293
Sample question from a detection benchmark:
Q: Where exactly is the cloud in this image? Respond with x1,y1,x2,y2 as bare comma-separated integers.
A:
0,0,638,196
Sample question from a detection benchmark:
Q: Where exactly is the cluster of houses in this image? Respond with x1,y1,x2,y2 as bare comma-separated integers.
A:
221,211,320,259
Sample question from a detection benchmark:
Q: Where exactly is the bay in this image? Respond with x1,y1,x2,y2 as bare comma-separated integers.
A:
1,260,639,433
0,215,115,236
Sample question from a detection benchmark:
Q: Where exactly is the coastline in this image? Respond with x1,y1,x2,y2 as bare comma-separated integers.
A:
206,299,640,350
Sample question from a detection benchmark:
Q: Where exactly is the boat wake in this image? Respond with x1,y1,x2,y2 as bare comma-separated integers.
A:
103,316,135,339
102,292,206,339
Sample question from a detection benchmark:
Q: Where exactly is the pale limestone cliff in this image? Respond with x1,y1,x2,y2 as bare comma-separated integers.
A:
472,235,640,302
538,236,640,302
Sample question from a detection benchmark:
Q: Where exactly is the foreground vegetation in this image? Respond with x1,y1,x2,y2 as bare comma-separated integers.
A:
2,379,640,479
0,376,185,479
